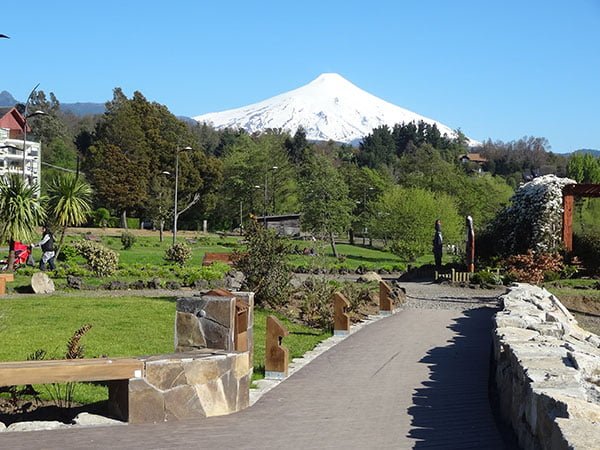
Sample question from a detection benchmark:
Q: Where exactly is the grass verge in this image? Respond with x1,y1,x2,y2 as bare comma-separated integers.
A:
0,294,330,405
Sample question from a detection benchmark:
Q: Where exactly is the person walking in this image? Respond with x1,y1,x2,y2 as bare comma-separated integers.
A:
432,219,443,269
33,225,56,271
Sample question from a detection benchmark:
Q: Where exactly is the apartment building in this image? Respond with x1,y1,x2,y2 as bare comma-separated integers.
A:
0,107,41,185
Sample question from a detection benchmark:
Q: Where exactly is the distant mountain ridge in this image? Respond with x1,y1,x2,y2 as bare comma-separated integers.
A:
0,90,105,116
572,149,600,157
194,73,480,146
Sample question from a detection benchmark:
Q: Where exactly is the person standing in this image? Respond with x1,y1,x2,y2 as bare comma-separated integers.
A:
432,219,443,269
33,225,56,271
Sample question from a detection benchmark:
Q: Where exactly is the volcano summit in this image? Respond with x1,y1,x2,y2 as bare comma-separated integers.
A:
194,73,477,145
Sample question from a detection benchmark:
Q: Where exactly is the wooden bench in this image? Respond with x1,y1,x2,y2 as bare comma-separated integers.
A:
0,273,14,295
202,252,235,266
0,358,143,420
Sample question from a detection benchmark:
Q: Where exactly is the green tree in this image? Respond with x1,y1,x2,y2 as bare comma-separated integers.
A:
567,153,600,183
299,155,353,257
368,186,462,261
213,132,296,230
0,175,46,270
47,173,93,258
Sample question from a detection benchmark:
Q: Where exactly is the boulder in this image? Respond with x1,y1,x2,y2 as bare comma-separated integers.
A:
30,272,55,294
357,271,382,283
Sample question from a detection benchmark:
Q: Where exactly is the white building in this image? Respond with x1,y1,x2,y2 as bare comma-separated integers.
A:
0,107,42,186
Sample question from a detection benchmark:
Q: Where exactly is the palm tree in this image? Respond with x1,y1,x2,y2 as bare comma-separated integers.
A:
47,173,93,258
0,175,46,271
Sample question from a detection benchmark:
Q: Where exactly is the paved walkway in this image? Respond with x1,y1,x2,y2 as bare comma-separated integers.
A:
1,285,513,449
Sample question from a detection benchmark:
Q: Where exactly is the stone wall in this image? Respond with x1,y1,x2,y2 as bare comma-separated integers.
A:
129,350,251,424
492,284,600,449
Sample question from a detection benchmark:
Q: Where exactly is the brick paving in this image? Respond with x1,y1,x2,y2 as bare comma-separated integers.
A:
0,294,512,449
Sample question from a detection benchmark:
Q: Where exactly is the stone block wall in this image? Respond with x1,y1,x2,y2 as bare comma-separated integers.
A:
492,284,600,449
174,291,254,359
129,350,251,424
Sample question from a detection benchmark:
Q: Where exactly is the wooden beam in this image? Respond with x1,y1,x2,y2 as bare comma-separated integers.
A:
333,292,350,335
265,315,289,377
379,281,393,314
563,194,574,252
0,358,143,387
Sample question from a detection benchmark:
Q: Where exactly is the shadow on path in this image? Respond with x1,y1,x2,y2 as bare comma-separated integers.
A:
407,307,519,449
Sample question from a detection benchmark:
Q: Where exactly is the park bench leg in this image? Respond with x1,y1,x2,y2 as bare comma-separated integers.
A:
107,379,130,421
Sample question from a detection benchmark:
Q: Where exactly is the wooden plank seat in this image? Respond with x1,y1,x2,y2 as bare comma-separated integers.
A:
0,358,143,387
0,357,143,421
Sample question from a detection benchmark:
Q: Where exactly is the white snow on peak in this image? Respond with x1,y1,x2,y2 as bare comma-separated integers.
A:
194,73,478,146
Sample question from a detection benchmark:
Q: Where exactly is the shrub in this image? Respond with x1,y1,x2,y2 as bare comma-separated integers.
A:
57,244,78,262
501,250,563,285
470,269,502,287
573,232,600,271
120,231,136,250
296,277,335,330
164,243,192,266
233,219,291,307
340,282,377,317
126,217,140,230
93,208,111,228
74,241,119,277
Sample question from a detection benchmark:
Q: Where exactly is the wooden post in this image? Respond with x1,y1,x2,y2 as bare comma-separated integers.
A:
0,273,14,295
333,292,350,336
379,281,393,315
563,193,574,252
265,315,289,379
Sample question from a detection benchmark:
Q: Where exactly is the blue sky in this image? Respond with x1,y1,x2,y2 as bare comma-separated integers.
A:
2,0,599,153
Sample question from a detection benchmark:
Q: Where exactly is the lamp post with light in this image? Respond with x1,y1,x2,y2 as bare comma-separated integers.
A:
171,146,193,245
263,166,278,226
21,84,46,182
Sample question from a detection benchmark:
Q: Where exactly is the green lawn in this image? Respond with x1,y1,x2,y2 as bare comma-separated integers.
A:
0,293,330,404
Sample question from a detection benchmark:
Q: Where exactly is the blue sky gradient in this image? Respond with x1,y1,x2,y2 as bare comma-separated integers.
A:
2,0,599,153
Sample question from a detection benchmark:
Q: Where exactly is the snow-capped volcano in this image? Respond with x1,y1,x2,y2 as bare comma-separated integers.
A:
194,73,477,145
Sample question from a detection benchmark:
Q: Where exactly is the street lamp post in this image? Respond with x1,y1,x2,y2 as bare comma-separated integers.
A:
263,166,278,226
172,146,192,245
21,84,46,183
362,187,374,245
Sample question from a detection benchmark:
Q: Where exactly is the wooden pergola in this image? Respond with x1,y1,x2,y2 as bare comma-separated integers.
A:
562,184,600,251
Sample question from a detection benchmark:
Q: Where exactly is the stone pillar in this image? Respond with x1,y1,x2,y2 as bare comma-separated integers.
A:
333,292,350,336
175,294,236,352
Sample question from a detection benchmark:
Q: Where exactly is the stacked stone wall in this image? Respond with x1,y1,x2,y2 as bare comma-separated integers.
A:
492,284,600,449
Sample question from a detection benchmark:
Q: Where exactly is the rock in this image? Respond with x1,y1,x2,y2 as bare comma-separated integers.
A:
106,280,129,290
72,412,124,427
30,272,55,294
7,421,67,432
0,422,5,432
225,271,245,290
147,278,162,289
66,275,84,289
166,281,182,290
130,280,146,290
356,271,382,283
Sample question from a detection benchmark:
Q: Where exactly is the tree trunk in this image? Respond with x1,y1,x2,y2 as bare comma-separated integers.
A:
7,239,15,272
329,231,339,258
159,219,164,243
55,226,67,260
349,229,354,245
121,210,128,229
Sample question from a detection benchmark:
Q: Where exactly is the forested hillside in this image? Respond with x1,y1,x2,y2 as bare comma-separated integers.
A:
11,88,587,260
